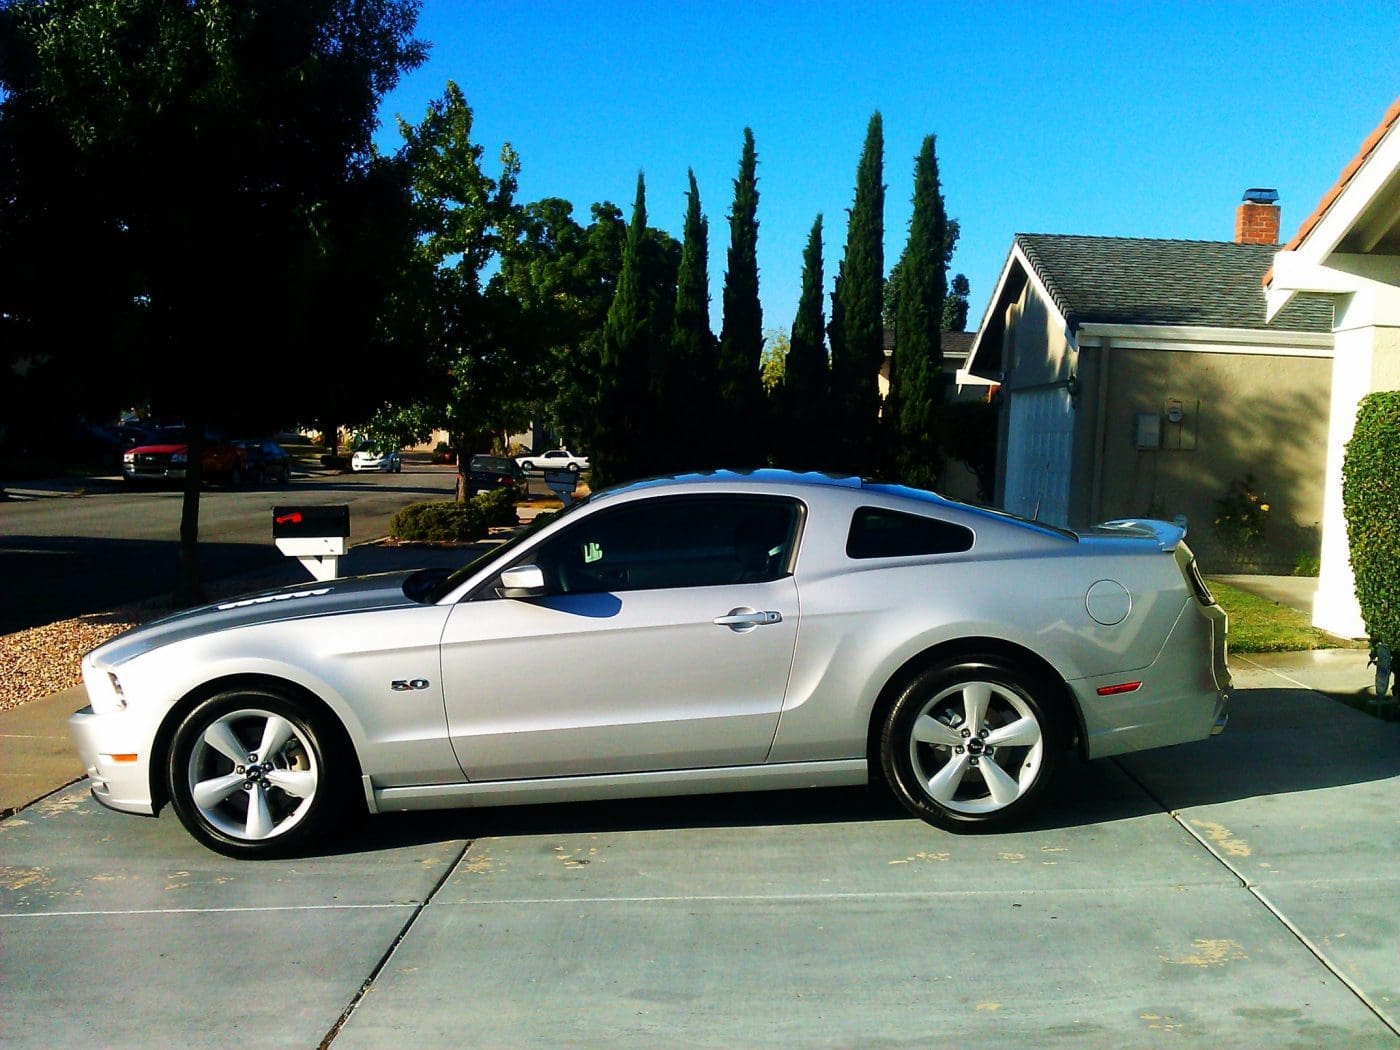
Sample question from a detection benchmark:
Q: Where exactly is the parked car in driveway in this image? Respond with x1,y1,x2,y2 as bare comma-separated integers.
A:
517,448,588,473
70,470,1230,857
351,444,402,473
465,453,526,497
122,427,246,486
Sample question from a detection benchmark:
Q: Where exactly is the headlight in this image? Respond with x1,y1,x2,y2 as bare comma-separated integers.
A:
171,452,187,464
123,451,135,463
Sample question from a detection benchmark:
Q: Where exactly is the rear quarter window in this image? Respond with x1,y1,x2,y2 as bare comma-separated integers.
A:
847,507,974,559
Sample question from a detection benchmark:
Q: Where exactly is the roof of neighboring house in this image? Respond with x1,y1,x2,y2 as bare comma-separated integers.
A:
1271,96,1400,266
1016,234,1334,332
882,329,977,364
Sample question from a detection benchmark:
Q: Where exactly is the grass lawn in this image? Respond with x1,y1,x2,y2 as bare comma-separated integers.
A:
1207,578,1365,653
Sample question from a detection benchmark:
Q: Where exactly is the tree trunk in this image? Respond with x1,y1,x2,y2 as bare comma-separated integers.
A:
454,440,470,502
320,417,340,466
174,413,205,608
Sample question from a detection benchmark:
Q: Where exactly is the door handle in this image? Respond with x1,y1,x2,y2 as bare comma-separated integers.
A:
713,608,783,631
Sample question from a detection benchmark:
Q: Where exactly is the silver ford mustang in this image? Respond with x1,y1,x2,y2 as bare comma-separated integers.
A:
70,471,1230,857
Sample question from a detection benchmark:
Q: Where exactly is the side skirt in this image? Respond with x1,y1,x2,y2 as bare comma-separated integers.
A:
371,759,869,813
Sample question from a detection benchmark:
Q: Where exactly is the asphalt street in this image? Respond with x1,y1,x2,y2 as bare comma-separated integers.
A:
0,461,466,634
2,656,1397,1047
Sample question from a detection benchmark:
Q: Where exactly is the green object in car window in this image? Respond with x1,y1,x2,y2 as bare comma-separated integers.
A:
583,541,603,563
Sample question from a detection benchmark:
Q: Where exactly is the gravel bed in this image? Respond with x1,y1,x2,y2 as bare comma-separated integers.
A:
0,568,296,713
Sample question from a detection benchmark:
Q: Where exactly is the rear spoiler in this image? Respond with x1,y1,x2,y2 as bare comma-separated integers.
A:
1090,518,1186,552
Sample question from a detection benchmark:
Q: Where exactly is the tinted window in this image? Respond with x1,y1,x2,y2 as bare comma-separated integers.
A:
846,507,973,559
471,456,513,472
529,496,800,594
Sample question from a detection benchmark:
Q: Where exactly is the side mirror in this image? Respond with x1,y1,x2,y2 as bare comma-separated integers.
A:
498,564,547,599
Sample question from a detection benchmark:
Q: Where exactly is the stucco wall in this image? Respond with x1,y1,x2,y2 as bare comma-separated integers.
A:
1095,347,1331,573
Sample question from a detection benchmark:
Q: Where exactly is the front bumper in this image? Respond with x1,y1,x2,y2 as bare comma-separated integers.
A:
68,706,156,815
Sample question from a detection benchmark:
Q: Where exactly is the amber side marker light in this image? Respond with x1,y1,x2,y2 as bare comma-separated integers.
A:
1096,682,1142,696
106,754,139,763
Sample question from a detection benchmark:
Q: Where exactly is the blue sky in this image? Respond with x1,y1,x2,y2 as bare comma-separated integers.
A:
373,1,1399,337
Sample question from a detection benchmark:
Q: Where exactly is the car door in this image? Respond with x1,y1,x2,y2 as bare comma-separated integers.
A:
439,494,803,781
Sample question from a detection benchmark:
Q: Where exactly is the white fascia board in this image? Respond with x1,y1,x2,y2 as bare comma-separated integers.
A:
1266,115,1400,320
1076,322,1333,358
965,244,1023,376
1289,118,1400,266
965,242,1073,373
954,367,997,387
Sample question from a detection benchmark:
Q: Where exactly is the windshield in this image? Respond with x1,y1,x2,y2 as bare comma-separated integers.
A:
472,456,513,471
426,496,593,602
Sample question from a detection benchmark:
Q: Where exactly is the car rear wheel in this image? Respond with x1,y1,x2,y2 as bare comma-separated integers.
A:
520,460,534,471
568,462,580,473
167,689,347,858
880,658,1061,830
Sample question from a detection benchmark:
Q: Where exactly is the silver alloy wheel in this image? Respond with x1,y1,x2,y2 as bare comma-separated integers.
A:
186,708,319,841
907,679,1044,815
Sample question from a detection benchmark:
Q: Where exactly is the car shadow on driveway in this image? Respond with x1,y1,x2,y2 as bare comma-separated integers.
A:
317,682,1400,857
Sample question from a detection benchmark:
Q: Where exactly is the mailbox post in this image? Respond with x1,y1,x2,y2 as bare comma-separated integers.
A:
272,505,349,582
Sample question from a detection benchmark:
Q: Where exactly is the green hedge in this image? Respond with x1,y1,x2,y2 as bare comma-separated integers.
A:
390,489,518,543
1342,391,1400,652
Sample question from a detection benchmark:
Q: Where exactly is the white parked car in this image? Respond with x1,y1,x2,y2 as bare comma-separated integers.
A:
350,446,402,473
517,448,588,473
70,471,1230,857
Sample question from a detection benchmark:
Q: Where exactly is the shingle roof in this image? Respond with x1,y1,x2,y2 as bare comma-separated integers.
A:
1016,234,1333,332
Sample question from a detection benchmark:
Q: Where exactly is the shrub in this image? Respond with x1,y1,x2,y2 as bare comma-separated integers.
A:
474,486,518,528
390,500,488,543
1212,474,1270,564
1342,391,1400,654
1293,553,1321,577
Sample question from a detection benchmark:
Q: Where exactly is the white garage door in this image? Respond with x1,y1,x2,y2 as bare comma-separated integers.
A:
1003,387,1074,526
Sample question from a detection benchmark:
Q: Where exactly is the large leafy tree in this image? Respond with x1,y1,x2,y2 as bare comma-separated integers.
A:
891,135,947,489
668,170,720,472
0,0,426,601
717,128,765,467
831,112,885,476
778,215,830,471
397,81,531,497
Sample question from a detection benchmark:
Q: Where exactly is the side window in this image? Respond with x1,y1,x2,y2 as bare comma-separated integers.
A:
846,507,973,559
529,497,800,594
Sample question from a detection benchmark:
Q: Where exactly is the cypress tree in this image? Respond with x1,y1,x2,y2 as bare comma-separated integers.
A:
893,135,947,489
670,169,718,471
831,111,885,476
593,173,653,486
717,128,765,468
780,214,829,471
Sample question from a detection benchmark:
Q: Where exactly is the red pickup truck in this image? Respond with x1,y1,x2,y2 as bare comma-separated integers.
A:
121,427,247,486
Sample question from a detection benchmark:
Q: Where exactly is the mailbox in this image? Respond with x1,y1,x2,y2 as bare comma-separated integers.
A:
542,467,579,505
273,505,349,581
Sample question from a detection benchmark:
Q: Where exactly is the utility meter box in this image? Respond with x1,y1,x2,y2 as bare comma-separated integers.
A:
273,505,349,580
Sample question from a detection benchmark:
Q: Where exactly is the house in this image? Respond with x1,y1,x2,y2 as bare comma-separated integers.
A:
1264,98,1400,638
964,198,1336,572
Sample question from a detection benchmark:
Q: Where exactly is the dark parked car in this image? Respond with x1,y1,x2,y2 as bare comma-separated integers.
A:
234,439,292,485
466,454,526,496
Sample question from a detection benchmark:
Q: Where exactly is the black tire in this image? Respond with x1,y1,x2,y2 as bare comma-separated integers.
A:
166,688,349,858
278,465,290,484
229,464,244,487
567,462,580,473
879,657,1062,830
520,460,534,472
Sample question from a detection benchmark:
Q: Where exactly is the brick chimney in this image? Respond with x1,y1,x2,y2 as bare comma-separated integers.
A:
1235,188,1280,245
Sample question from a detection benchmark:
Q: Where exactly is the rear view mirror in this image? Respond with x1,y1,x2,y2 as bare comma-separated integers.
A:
499,564,547,599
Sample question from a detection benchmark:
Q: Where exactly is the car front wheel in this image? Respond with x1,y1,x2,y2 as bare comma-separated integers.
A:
880,658,1061,830
167,689,347,858
520,460,533,471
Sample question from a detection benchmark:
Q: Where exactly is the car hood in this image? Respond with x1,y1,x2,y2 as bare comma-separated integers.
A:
127,443,189,455
90,571,420,666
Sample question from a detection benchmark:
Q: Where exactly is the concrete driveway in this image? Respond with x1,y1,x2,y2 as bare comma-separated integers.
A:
3,659,1397,1047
